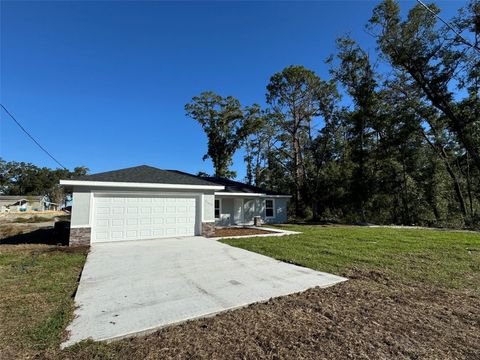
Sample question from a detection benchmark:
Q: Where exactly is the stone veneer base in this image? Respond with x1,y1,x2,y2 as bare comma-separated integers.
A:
70,227,91,246
201,222,215,237
69,223,215,245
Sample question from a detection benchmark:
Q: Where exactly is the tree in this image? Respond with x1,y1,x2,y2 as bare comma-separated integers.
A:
185,92,263,178
243,111,277,187
266,65,339,216
0,159,88,205
329,38,379,221
368,0,480,172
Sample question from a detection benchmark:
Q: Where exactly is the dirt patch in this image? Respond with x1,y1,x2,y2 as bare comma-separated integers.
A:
53,268,480,360
0,211,69,224
214,227,277,237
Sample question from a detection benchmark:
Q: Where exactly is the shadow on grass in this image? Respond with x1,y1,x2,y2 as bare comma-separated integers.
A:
0,227,69,246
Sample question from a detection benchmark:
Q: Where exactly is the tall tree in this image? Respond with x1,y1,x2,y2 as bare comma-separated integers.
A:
330,38,379,221
185,92,262,179
368,0,480,171
243,111,277,187
266,65,338,215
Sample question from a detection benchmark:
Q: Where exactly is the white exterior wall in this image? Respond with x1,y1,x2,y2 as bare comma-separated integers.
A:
263,197,288,224
71,190,91,227
203,193,215,222
215,196,289,226
70,186,216,230
70,185,289,230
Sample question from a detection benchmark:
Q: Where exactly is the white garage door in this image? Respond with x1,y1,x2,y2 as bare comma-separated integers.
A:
92,195,197,243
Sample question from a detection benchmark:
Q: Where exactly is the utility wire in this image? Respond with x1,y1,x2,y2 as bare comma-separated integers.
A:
0,104,68,169
416,0,480,53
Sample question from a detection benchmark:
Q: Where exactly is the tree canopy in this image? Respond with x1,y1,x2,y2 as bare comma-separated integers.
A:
190,0,480,228
185,91,263,178
0,159,88,204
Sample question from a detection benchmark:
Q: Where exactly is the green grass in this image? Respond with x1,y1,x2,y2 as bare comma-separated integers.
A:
1,225,479,358
222,225,480,292
0,246,87,355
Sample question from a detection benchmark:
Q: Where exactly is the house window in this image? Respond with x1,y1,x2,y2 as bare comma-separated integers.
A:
265,199,274,218
215,199,221,219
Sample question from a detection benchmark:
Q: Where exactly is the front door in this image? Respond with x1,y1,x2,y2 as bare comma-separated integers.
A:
233,198,244,224
243,200,255,225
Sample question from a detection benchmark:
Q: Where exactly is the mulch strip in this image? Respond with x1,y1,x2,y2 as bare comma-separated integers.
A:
214,227,277,237
55,268,480,360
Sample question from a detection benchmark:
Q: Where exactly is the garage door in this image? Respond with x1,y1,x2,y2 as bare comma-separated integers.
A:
92,195,197,243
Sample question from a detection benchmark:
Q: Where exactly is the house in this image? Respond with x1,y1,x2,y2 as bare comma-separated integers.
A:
0,195,58,212
60,165,290,246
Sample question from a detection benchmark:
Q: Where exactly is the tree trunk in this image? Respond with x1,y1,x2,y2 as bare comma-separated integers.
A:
420,129,468,217
407,66,480,172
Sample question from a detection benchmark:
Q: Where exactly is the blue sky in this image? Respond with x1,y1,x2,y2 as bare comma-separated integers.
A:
0,1,465,180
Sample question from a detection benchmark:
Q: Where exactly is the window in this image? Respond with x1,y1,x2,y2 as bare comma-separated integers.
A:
215,199,221,219
265,199,274,218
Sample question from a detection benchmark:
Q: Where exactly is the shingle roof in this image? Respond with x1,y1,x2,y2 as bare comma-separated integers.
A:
71,165,290,196
72,165,219,186
201,176,289,196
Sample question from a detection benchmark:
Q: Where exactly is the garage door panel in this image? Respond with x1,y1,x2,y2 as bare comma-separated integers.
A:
96,219,109,226
95,233,108,241
111,231,124,239
112,208,125,215
96,207,111,215
153,218,164,225
111,219,123,226
152,229,165,237
127,207,138,214
165,228,176,236
92,195,197,243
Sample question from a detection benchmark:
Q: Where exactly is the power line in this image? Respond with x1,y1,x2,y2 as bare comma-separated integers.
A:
0,104,68,170
416,0,480,53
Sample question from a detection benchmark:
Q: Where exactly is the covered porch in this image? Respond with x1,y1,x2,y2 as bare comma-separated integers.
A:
214,193,287,227
215,195,263,226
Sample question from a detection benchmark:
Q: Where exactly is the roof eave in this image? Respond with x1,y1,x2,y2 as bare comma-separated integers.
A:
59,179,225,191
214,192,291,198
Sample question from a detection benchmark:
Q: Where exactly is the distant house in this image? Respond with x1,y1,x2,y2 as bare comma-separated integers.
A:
0,195,58,212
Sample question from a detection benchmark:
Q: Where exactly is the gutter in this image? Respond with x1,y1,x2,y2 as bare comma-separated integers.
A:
59,180,225,191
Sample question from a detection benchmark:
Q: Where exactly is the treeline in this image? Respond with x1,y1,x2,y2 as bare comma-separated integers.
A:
0,159,88,204
186,0,480,228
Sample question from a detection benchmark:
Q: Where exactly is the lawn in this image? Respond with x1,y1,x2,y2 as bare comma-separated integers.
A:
0,245,88,359
1,225,479,359
222,225,480,293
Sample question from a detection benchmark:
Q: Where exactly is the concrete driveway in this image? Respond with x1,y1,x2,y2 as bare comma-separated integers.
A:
63,236,347,347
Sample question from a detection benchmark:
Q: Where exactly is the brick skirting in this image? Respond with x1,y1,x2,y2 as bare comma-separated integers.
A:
201,222,215,237
70,227,91,246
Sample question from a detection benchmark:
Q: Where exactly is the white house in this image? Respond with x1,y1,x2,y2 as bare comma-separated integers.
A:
60,165,290,246
0,195,58,212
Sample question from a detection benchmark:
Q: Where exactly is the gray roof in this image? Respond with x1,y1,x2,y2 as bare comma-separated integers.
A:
72,165,219,186
70,165,289,196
